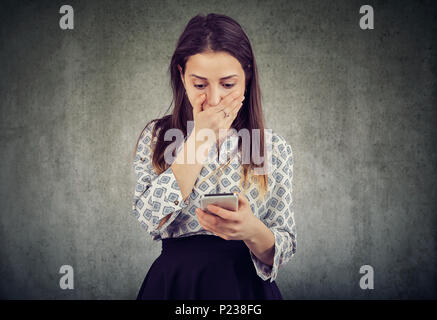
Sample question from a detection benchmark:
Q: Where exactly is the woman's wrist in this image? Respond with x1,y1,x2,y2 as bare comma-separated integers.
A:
243,217,275,267
244,215,265,243
187,127,216,164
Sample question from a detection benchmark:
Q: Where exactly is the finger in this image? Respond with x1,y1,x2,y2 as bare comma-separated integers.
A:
224,100,243,126
209,92,243,132
230,99,244,117
196,209,220,230
198,215,214,232
208,226,231,240
198,214,233,240
236,192,249,207
222,94,244,116
192,93,207,115
226,89,242,102
210,90,241,112
196,208,220,225
206,204,239,221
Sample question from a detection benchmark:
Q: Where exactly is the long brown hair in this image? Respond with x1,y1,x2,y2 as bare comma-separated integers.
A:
133,13,268,198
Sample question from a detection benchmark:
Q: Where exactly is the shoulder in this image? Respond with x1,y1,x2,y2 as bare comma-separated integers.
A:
137,121,156,155
139,115,172,141
140,118,158,139
136,116,170,158
267,129,293,184
270,129,293,160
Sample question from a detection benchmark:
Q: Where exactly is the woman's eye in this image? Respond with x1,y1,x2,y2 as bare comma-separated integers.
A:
223,83,235,89
193,83,235,90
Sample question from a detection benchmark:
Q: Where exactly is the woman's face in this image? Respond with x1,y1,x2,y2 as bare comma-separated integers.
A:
179,51,246,111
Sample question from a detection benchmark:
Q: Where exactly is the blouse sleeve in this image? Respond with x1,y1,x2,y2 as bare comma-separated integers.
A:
132,121,189,239
249,136,297,282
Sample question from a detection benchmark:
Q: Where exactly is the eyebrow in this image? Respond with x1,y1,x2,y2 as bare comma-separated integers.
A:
189,74,238,80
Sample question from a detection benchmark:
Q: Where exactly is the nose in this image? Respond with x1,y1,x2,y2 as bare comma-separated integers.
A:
206,87,222,107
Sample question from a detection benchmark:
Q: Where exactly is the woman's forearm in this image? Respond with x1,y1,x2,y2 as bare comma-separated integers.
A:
157,131,214,230
171,131,214,201
244,218,275,266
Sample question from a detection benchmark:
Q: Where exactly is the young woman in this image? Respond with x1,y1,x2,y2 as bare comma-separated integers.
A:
132,13,296,300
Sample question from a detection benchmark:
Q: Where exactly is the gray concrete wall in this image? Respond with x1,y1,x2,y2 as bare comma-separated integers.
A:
0,0,436,299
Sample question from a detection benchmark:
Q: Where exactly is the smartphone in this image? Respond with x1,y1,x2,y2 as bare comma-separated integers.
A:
200,192,239,214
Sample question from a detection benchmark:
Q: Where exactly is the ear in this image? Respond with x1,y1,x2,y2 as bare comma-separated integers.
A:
177,64,185,87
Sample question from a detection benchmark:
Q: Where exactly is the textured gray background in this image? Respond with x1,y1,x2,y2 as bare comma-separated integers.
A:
0,0,436,299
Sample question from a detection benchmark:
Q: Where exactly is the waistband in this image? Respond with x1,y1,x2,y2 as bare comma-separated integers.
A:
161,234,249,256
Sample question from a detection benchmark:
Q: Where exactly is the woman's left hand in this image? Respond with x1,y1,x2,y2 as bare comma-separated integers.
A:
195,192,259,241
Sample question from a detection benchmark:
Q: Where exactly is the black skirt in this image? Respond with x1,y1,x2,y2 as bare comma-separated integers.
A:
136,234,283,300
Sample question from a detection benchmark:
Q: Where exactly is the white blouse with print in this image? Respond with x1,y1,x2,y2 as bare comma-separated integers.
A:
132,120,296,283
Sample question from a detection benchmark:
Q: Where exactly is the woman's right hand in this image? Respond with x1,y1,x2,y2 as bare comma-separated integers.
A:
191,90,245,141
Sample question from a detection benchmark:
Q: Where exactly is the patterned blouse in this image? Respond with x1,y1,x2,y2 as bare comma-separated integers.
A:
132,120,296,283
